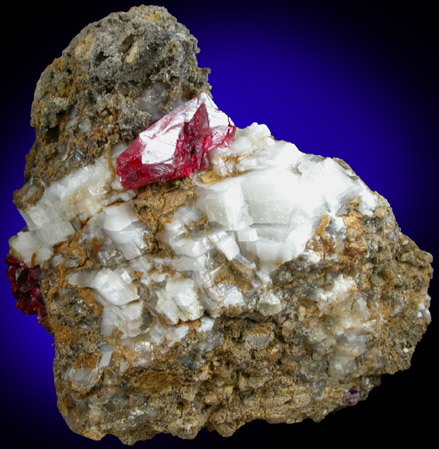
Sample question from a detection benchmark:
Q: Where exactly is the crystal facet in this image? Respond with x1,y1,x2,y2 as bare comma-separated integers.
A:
5,255,46,324
116,92,236,190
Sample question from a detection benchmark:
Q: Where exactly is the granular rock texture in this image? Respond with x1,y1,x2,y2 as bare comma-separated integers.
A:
6,5,433,446
14,4,210,210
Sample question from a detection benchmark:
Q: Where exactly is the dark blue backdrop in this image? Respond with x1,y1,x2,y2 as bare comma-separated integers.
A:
1,1,437,447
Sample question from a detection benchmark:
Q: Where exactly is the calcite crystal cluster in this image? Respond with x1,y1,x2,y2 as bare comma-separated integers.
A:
6,5,433,445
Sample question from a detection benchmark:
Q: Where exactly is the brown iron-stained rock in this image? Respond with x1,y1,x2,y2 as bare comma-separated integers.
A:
14,4,210,210
7,5,433,446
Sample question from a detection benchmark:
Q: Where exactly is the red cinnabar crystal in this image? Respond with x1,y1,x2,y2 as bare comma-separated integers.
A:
116,93,236,190
345,387,361,405
5,254,47,324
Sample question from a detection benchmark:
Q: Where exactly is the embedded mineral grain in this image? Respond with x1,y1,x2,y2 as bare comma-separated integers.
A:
6,5,433,446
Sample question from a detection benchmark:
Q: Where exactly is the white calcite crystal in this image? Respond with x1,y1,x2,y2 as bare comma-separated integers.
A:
9,116,433,442
6,5,432,446
12,121,381,339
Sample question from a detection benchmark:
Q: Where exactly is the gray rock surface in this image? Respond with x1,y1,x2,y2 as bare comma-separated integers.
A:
14,5,210,210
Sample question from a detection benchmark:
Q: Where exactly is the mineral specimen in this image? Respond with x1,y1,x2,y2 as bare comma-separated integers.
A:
6,4,433,446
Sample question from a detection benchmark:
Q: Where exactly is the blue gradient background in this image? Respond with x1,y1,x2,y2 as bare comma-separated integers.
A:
1,1,437,447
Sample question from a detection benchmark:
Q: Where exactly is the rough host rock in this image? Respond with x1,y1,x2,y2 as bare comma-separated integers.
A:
6,5,433,445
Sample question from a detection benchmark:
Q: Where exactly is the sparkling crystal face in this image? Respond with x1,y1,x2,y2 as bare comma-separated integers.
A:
116,93,236,190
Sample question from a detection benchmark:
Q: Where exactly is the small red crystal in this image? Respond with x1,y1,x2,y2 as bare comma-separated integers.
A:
5,254,47,324
116,93,236,190
345,387,361,405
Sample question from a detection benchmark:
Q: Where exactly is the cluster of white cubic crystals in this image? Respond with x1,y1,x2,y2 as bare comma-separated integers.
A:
10,119,380,372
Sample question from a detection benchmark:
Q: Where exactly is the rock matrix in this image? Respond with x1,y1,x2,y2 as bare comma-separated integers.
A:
6,5,433,445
